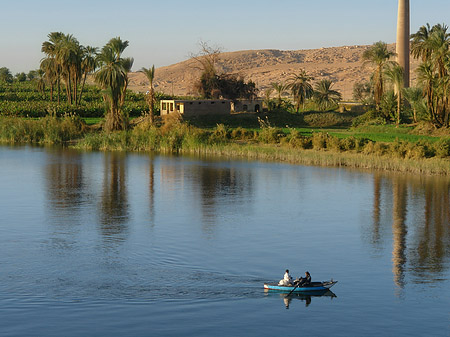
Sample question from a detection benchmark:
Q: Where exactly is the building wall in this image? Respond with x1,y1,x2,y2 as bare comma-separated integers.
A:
160,100,231,116
232,99,263,113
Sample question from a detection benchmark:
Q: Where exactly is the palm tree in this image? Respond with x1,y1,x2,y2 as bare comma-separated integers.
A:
95,37,132,131
78,46,98,105
35,69,46,97
428,25,450,79
362,41,396,111
263,87,275,111
40,57,58,101
139,65,156,123
55,34,82,105
411,23,433,62
403,87,424,123
416,61,438,124
312,79,342,111
288,70,314,112
120,56,134,110
271,82,288,108
41,32,64,104
411,23,450,128
384,63,404,126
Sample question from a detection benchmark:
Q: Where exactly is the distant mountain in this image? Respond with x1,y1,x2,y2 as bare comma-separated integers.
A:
128,44,419,100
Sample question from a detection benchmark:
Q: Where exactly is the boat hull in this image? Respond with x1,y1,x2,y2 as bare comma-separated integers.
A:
263,280,337,293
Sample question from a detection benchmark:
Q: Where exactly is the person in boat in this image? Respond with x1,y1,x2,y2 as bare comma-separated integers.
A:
278,269,293,286
296,271,311,286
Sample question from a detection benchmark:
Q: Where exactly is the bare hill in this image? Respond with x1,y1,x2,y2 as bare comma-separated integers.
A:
128,44,419,100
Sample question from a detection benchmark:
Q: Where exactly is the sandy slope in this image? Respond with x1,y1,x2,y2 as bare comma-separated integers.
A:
128,44,419,100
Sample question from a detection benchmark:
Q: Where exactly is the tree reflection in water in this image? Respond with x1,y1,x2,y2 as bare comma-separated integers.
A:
99,152,129,246
45,148,86,215
370,173,450,290
392,177,408,290
193,165,253,234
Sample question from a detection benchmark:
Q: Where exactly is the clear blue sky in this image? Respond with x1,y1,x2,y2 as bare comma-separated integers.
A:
1,0,450,73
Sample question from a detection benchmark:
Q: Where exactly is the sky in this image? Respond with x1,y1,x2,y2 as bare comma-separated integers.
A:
1,0,450,74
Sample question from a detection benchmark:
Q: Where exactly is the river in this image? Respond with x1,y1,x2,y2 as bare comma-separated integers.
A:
0,145,449,336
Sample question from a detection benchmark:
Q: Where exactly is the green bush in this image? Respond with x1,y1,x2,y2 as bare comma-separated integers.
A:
230,127,254,140
303,112,353,127
351,110,385,127
433,138,450,158
312,132,328,150
258,126,282,143
210,124,230,143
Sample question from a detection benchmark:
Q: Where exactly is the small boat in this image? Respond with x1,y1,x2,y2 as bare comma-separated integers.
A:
263,280,337,293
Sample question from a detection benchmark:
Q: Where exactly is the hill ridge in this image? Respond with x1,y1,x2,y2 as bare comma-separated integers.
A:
128,43,419,100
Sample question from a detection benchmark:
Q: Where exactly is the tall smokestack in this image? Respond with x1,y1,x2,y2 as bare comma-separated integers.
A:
396,0,410,87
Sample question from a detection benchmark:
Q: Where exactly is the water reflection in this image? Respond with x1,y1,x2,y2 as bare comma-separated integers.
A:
148,154,156,224
264,290,336,309
41,148,450,288
411,177,450,281
188,163,254,233
99,152,129,245
392,177,408,289
44,148,89,252
193,166,252,227
45,148,86,215
369,173,450,288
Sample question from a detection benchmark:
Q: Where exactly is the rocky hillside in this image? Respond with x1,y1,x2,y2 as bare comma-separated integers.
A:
128,44,419,100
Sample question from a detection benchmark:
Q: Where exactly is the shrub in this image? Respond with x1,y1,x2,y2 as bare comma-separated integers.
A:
210,123,230,143
303,112,353,127
351,110,385,127
258,126,282,143
433,138,450,158
230,127,253,140
312,132,328,150
388,139,409,158
341,136,356,151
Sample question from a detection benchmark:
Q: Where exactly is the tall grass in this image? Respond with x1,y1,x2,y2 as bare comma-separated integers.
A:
0,115,86,144
3,116,450,175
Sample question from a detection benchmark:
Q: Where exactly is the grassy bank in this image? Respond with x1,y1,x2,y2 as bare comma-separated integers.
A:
1,116,450,175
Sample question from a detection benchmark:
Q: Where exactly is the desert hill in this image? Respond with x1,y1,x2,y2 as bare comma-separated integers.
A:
128,44,419,101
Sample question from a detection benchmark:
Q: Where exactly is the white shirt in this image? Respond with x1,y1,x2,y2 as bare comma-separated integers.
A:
284,272,292,283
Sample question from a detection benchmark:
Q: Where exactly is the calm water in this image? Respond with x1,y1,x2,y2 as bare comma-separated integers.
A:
0,145,449,337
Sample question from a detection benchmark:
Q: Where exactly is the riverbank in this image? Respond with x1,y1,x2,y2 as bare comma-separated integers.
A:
1,116,450,175
73,120,450,176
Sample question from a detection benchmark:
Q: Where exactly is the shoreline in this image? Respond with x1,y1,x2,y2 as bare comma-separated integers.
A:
70,138,450,176
178,143,450,176
1,116,450,176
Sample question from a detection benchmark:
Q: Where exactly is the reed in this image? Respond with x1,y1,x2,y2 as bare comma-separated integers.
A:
0,115,85,144
180,143,450,175
3,116,450,175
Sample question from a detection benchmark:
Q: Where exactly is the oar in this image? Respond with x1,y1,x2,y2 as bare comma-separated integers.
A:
286,281,301,296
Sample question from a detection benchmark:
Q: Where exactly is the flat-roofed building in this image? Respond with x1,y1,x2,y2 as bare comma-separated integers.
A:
160,99,231,117
231,99,263,113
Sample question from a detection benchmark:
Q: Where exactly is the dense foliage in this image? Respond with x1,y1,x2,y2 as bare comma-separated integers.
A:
0,81,150,118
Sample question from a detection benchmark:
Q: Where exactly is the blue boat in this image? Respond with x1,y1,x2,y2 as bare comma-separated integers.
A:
263,280,337,293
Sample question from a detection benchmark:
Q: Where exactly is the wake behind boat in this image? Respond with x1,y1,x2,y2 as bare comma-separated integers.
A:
264,280,337,293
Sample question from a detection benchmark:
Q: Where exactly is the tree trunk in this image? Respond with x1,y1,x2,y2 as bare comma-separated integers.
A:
67,73,72,105
78,72,87,105
148,87,155,123
73,69,78,106
57,77,60,105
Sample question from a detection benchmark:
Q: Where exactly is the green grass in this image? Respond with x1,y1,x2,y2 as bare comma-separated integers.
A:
82,117,103,125
2,115,450,175
287,125,444,143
